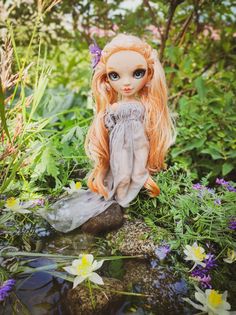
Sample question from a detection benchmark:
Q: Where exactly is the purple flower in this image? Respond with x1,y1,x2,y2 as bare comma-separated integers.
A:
192,183,203,190
214,198,221,205
206,188,215,195
154,244,171,260
191,254,217,279
205,254,217,270
193,275,212,289
216,178,236,192
216,178,229,186
229,219,236,230
33,199,45,206
227,185,236,193
150,259,158,269
89,40,102,69
0,279,16,302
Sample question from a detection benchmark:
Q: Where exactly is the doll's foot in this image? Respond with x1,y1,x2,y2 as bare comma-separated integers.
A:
80,203,124,235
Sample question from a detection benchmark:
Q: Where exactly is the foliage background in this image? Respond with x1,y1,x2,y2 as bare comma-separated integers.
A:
0,1,236,311
0,0,236,191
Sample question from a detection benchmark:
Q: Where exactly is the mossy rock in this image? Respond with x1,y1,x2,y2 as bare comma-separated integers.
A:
66,277,124,315
106,219,173,257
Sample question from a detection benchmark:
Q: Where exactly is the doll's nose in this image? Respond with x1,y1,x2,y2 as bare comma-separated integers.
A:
123,76,131,86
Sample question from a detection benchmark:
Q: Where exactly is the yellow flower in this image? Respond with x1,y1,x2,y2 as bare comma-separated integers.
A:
75,182,82,189
183,287,231,315
184,242,207,270
63,181,82,194
5,197,32,213
223,249,236,264
63,254,104,288
6,197,18,210
208,290,223,308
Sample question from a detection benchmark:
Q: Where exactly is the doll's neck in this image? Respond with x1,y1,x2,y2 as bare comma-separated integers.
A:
120,95,140,102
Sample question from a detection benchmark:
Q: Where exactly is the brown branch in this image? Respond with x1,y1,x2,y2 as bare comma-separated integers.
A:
142,0,164,42
160,0,185,61
174,12,194,46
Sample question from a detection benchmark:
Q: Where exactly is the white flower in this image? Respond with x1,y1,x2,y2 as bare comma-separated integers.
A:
63,181,82,194
184,242,207,270
183,287,231,315
223,249,236,264
4,197,33,214
63,254,104,288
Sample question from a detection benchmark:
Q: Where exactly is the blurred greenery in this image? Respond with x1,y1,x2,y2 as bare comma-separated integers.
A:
0,1,236,312
1,0,235,191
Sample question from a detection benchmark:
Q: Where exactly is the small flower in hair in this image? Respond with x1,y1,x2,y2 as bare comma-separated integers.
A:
89,39,102,69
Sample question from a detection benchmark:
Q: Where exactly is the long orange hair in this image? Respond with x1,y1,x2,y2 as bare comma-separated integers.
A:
85,34,175,198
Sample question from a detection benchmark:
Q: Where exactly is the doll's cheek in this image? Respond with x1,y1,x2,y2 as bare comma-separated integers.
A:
109,81,119,92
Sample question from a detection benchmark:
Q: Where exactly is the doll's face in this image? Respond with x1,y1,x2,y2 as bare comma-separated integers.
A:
106,50,148,98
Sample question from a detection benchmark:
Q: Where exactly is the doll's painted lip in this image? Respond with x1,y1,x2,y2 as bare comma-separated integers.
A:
123,88,133,92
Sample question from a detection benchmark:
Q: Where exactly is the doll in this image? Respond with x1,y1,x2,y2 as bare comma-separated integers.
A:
38,34,175,234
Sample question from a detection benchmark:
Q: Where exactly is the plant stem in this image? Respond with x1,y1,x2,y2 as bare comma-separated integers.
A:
87,279,96,309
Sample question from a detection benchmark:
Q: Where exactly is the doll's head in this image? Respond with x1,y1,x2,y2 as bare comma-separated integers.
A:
86,34,175,197
91,34,167,110
106,49,148,100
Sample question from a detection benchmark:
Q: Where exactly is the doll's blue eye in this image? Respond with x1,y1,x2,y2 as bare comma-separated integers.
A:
108,72,120,81
134,69,146,79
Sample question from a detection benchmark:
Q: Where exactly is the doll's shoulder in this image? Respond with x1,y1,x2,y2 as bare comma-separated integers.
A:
109,100,143,112
109,102,119,111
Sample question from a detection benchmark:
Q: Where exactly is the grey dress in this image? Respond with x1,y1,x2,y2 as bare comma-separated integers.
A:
37,101,150,233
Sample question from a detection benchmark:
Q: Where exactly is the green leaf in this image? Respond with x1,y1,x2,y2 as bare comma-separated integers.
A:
32,145,60,180
61,126,83,143
201,147,223,160
42,146,59,178
222,162,234,176
0,79,11,141
194,77,206,101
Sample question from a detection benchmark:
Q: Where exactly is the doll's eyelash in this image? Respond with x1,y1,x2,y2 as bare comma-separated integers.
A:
133,69,146,79
108,72,120,81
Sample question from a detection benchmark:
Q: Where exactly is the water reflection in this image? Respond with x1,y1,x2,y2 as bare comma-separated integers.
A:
3,258,71,315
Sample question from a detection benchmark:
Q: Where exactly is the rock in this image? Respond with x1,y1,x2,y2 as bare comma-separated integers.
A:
80,203,124,235
67,277,124,315
107,219,156,257
107,219,173,257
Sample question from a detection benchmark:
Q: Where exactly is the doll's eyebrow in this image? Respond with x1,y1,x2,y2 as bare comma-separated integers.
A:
135,65,147,68
107,65,146,71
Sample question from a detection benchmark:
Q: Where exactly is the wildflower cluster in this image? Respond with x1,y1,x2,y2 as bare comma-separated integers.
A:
184,243,218,289
216,178,236,193
183,243,233,313
0,279,15,302
191,254,217,289
192,183,221,205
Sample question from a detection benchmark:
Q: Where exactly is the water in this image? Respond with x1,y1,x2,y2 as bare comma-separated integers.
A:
1,230,195,315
